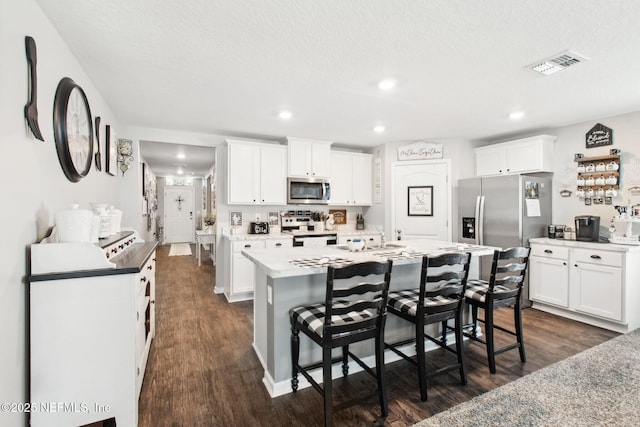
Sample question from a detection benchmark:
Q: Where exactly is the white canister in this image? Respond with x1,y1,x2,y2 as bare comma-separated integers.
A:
108,206,123,234
90,203,111,238
55,204,94,243
90,214,100,243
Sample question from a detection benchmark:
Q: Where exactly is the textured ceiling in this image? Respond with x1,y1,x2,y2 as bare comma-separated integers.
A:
35,0,640,175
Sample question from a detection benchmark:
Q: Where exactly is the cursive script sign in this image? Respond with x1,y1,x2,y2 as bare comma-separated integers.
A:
398,141,443,160
585,123,613,148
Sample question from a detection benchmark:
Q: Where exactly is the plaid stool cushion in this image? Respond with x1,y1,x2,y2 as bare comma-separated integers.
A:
464,279,511,303
290,301,374,338
388,289,459,317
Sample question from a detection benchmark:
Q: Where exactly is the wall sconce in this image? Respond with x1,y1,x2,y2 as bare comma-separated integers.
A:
117,139,134,175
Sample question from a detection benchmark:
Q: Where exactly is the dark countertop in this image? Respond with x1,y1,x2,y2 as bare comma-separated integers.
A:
29,241,158,282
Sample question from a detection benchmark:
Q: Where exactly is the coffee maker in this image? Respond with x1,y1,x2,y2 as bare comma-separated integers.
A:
575,216,600,242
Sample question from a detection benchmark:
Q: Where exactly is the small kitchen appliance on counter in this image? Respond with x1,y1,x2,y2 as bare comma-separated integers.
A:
575,216,600,242
249,222,269,234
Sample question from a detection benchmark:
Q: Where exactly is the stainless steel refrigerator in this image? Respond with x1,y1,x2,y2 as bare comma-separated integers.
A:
458,174,552,306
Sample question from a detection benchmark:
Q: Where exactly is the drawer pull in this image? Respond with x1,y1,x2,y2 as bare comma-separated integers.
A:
244,244,251,248
140,276,147,283
137,311,139,321
544,249,553,254
276,243,282,247
590,255,602,260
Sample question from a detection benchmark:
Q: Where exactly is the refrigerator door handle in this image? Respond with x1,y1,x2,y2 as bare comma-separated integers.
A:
478,195,485,245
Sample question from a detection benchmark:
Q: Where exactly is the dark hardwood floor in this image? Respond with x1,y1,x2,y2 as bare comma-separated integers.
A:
138,244,619,427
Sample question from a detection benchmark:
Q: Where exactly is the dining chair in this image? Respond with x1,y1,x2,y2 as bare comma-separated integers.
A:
289,260,393,427
385,252,471,401
463,247,531,373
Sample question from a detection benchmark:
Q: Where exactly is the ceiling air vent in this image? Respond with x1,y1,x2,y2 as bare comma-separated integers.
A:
529,50,589,75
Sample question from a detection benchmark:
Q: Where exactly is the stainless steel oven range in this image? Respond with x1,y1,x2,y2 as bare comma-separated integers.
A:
280,210,337,247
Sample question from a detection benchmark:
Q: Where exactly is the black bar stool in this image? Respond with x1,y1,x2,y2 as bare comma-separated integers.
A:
289,260,393,427
385,252,471,401
463,247,531,374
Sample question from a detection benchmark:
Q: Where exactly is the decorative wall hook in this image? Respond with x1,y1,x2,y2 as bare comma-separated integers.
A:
117,139,134,175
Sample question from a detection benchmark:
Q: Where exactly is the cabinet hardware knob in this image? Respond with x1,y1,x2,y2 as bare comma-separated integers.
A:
563,262,567,265
590,255,602,259
151,300,155,304
544,249,553,254
141,277,147,283
575,264,578,267
137,312,139,320
147,265,153,270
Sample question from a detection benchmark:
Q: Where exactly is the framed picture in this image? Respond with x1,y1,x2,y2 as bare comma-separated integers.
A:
408,186,433,216
584,198,592,206
105,125,117,176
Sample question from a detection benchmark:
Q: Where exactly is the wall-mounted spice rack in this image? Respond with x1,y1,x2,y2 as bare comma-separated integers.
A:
575,154,620,204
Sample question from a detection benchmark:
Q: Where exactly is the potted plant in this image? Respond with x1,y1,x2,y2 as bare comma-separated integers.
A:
203,214,215,232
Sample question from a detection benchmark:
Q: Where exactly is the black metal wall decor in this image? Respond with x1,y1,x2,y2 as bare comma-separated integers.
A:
585,123,613,148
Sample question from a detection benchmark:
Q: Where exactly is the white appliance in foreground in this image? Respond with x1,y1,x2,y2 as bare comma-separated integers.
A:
458,174,552,306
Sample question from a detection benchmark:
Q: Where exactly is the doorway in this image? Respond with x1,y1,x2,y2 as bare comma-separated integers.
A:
164,186,195,243
391,159,452,242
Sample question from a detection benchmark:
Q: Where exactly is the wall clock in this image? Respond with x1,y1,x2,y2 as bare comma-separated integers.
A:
53,77,93,182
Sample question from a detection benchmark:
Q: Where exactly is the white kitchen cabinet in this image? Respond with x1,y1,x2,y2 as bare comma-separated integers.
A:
529,238,640,333
570,248,623,321
227,140,287,205
529,245,569,307
29,230,156,427
475,134,555,176
330,151,373,205
224,236,293,302
287,137,332,178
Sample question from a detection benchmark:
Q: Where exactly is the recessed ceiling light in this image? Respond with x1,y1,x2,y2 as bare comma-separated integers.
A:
509,111,525,120
279,111,292,120
177,167,184,175
373,125,386,133
177,153,185,160
378,79,396,90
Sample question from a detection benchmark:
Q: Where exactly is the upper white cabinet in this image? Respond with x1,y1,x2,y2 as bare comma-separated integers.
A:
227,140,287,205
330,151,373,205
287,137,332,178
475,134,556,176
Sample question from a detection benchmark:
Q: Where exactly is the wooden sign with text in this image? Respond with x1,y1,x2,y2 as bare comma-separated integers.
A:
586,123,613,148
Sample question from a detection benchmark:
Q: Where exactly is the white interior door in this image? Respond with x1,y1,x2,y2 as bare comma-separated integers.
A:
391,160,451,242
164,186,195,243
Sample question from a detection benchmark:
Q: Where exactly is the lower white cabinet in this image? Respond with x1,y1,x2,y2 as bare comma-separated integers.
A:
570,249,623,321
29,233,156,427
529,245,569,307
529,239,639,333
224,236,293,302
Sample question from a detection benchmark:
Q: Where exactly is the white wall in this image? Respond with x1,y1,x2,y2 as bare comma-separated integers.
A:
549,111,640,229
0,1,134,425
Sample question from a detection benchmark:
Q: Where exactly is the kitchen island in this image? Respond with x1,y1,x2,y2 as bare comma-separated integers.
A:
241,239,496,397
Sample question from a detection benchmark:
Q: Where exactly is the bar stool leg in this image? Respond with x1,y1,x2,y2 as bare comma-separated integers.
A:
375,333,389,416
323,345,333,427
485,306,496,374
341,345,349,377
455,309,467,385
291,327,300,392
515,301,526,362
416,321,428,401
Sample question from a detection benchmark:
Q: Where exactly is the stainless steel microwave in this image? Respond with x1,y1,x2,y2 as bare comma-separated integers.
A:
287,177,331,205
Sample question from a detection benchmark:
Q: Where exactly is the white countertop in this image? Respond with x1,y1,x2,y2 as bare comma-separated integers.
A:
241,239,497,278
529,237,640,252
